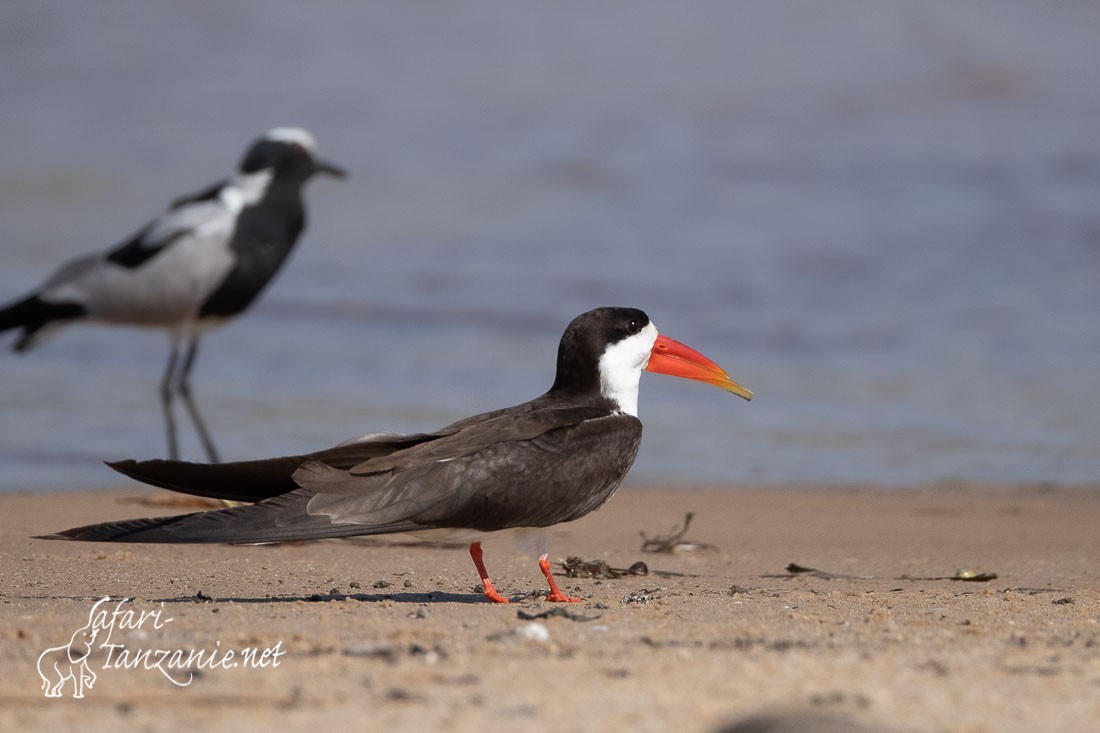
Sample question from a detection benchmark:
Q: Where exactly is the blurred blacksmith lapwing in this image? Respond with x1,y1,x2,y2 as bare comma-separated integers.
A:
0,127,346,462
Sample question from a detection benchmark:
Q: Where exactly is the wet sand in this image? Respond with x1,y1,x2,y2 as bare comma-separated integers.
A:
2,484,1098,732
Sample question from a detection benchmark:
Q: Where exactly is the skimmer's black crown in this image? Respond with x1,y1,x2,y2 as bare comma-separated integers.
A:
550,307,651,396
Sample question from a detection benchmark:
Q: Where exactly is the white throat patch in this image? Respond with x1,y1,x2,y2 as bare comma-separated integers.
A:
598,322,658,417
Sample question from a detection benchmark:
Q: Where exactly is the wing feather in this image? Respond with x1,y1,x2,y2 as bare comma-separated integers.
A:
105,185,231,270
303,412,642,531
107,432,440,503
53,401,641,544
39,491,425,544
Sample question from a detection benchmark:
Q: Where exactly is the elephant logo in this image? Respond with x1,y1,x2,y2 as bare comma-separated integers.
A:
36,600,104,698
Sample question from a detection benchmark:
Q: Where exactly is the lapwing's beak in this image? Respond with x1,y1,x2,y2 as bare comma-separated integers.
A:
313,158,348,179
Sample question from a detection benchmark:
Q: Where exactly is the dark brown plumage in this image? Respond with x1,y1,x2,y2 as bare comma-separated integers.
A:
39,307,751,603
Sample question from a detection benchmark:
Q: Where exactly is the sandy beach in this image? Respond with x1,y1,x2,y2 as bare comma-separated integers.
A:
1,484,1098,732
3,5,1099,732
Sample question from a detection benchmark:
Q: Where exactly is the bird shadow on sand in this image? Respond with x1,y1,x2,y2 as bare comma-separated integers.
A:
146,590,503,605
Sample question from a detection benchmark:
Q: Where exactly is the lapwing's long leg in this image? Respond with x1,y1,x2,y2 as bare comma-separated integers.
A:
160,337,182,460
178,335,220,463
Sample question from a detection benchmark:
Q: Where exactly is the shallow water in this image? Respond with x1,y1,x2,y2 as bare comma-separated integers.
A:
1,2,1098,490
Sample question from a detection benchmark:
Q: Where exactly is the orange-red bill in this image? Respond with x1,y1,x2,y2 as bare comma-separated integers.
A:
645,334,753,401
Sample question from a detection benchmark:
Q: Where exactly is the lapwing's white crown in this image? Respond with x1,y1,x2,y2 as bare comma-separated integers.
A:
263,127,317,151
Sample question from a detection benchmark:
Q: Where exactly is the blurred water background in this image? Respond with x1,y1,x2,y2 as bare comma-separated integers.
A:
1,2,1098,491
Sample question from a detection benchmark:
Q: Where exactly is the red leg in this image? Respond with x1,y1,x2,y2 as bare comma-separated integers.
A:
539,554,582,602
469,542,509,604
